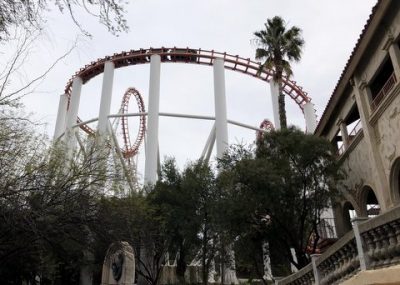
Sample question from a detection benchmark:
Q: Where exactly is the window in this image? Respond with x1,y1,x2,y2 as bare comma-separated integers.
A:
345,104,362,143
390,157,400,204
342,202,356,233
333,130,345,156
361,186,380,218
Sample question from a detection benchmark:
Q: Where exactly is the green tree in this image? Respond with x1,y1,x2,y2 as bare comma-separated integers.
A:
147,159,196,284
0,115,121,284
182,161,219,285
149,159,224,285
218,128,341,274
253,16,304,129
94,193,167,285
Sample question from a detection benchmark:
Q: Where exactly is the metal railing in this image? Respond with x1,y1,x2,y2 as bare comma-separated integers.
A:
371,72,397,110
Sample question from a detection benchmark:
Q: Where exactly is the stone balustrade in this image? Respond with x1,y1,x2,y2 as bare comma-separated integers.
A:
276,263,314,285
316,232,359,284
358,206,400,270
277,205,400,285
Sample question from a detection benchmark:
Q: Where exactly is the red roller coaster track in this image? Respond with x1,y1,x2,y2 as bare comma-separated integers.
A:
64,47,311,135
120,88,146,159
256,119,275,142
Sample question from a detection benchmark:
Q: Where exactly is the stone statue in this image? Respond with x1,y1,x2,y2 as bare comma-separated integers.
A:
101,241,135,285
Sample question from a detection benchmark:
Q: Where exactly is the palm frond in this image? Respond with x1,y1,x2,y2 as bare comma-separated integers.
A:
253,16,304,129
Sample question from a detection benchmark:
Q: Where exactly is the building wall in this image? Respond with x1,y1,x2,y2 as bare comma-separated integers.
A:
317,1,400,237
374,85,400,205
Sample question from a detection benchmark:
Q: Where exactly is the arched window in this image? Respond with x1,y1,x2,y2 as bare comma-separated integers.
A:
342,202,356,233
360,186,380,218
390,157,400,204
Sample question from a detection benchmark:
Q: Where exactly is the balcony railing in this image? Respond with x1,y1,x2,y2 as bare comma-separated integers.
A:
371,72,397,110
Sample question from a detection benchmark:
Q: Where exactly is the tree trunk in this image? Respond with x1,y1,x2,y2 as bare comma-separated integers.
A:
176,247,187,284
278,87,287,130
202,228,208,285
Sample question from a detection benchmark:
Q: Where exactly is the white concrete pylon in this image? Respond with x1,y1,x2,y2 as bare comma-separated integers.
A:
201,123,216,160
97,61,115,138
304,101,317,134
213,58,229,158
269,79,281,130
53,94,68,141
144,54,161,185
65,76,83,152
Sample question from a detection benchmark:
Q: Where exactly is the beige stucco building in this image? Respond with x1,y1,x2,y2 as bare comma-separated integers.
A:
314,0,400,238
279,1,400,284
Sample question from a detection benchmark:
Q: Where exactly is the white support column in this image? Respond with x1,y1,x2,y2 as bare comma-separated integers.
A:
144,55,161,185
214,59,237,284
269,79,281,130
201,123,216,160
205,131,216,163
213,58,229,158
97,61,115,138
303,101,317,134
65,76,83,152
311,254,321,285
53,94,68,141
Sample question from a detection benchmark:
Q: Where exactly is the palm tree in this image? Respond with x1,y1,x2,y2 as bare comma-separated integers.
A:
254,16,304,130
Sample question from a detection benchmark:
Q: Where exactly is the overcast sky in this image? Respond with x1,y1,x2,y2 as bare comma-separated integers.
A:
7,0,377,179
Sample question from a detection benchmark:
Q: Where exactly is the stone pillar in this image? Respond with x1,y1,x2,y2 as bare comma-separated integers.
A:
262,241,273,280
310,254,321,285
53,94,68,141
304,101,317,133
223,243,239,284
332,202,348,238
97,61,115,138
144,55,161,185
65,76,83,155
290,248,298,273
213,58,229,158
270,79,281,130
351,217,369,271
387,42,400,80
338,119,350,149
352,77,390,210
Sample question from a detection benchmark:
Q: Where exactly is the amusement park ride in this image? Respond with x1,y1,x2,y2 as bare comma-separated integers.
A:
53,47,317,193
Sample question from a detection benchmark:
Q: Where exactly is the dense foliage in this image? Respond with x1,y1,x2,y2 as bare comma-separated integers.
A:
218,127,341,272
0,116,341,284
